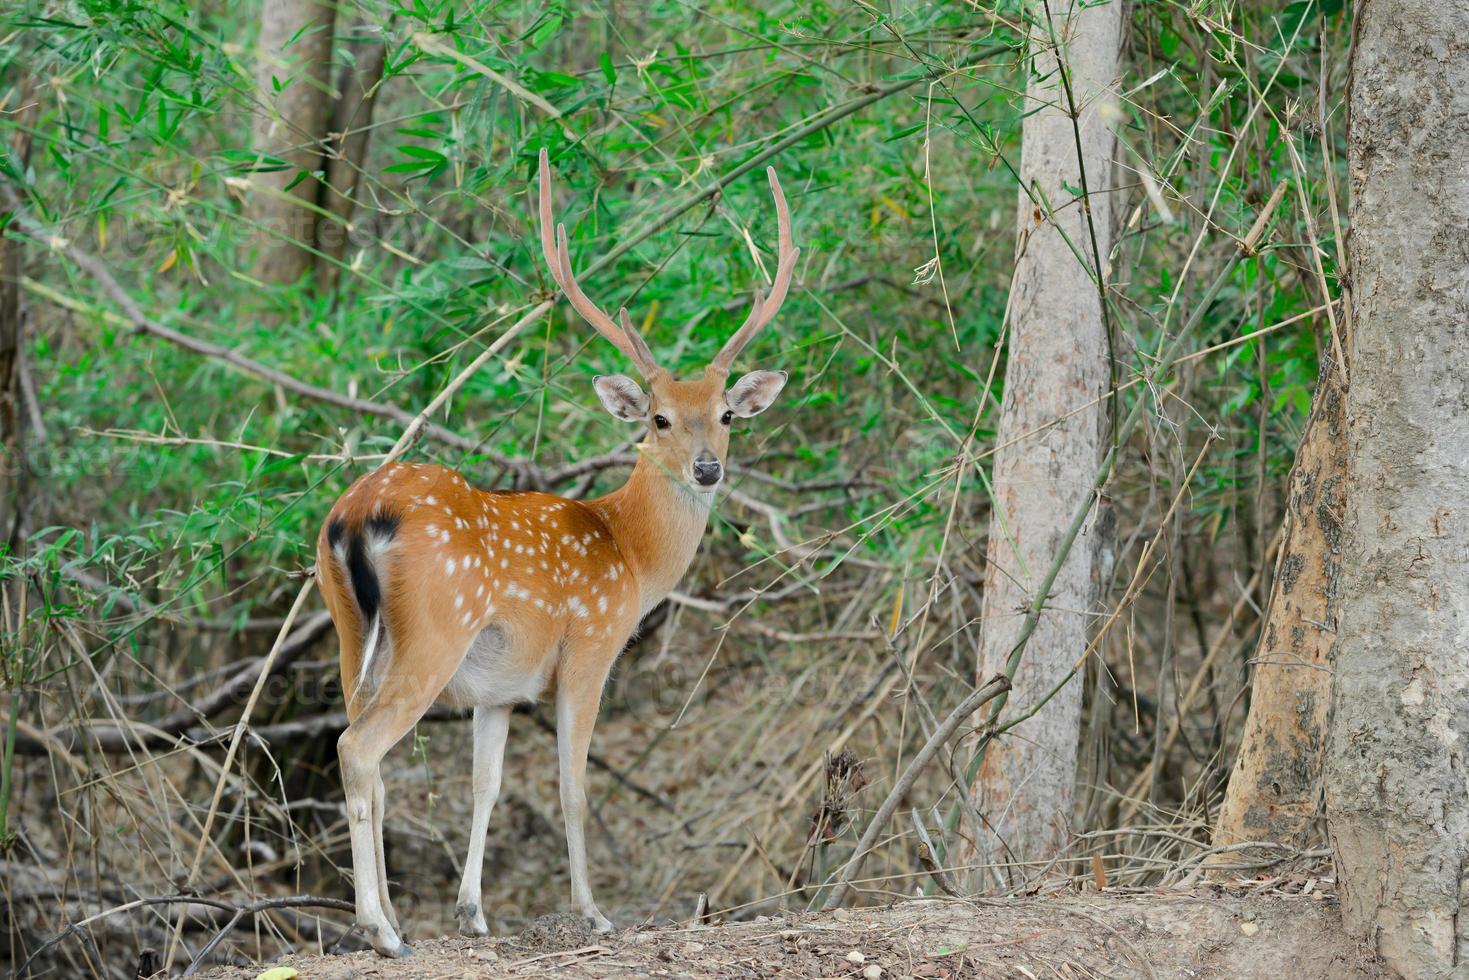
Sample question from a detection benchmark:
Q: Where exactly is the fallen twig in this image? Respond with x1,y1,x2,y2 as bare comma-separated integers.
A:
15,893,354,979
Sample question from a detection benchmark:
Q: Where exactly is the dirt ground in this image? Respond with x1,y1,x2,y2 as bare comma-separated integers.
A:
198,894,1387,979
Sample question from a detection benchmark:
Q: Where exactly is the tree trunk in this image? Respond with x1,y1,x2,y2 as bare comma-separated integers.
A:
1212,357,1345,855
319,18,388,284
0,81,36,545
1324,1,1469,976
962,0,1120,888
0,212,21,544
247,0,337,287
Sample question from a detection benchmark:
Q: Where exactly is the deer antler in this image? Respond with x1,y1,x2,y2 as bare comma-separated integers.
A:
538,149,662,378
710,167,800,375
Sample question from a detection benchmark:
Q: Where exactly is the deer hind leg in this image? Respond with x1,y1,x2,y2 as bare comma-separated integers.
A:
338,629,466,957
555,647,618,932
339,616,402,936
455,704,511,937
371,772,397,933
323,609,406,939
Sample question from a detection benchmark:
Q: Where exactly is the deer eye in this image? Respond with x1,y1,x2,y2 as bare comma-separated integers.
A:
720,410,733,426
653,414,671,430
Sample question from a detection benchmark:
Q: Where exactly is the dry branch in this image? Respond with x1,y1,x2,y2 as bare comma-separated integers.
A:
16,893,355,979
819,673,1010,911
6,610,334,755
168,580,319,971
9,224,534,472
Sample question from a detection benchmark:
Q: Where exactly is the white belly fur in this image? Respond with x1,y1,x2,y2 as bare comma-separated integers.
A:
441,623,553,707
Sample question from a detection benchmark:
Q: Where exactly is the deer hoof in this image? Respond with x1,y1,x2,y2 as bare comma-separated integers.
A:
366,924,412,958
456,902,489,937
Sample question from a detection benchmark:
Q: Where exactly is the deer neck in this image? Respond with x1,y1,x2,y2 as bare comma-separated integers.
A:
591,454,713,614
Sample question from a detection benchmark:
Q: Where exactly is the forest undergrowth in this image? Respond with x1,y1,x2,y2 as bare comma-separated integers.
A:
0,0,1351,975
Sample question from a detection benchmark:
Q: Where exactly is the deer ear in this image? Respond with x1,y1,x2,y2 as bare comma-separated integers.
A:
726,370,788,418
593,374,649,422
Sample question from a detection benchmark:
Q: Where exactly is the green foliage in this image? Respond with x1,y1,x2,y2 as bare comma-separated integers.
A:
0,0,1346,703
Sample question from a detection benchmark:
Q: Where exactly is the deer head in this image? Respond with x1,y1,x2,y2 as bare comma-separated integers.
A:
537,148,798,492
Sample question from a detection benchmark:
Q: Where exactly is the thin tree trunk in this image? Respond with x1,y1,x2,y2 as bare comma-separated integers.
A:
0,213,21,544
962,0,1120,888
1324,1,1469,975
0,80,36,545
1212,356,1345,855
247,0,337,287
319,18,388,285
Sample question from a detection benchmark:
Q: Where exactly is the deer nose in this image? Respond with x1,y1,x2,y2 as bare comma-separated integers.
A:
692,453,722,487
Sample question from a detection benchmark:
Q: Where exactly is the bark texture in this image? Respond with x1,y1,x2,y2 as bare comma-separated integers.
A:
1213,360,1345,853
248,0,337,286
963,0,1119,887
1324,1,1469,976
319,20,388,277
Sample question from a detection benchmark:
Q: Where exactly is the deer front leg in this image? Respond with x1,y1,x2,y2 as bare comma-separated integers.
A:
555,660,615,932
456,704,512,937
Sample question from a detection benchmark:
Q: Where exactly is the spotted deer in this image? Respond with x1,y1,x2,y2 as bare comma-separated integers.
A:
316,149,798,956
